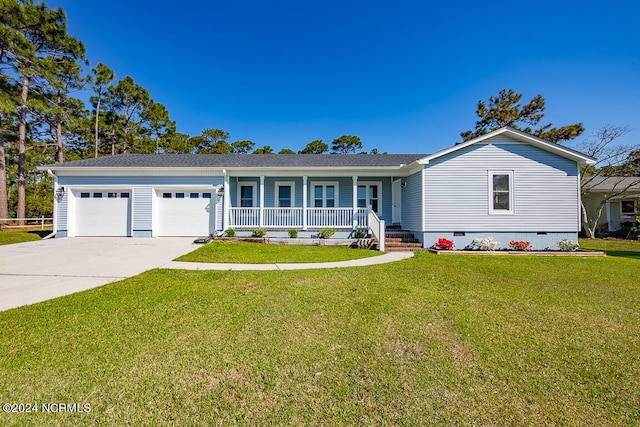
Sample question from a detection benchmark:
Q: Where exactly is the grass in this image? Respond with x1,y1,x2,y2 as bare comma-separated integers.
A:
175,239,382,263
579,237,640,259
0,239,638,425
0,229,50,246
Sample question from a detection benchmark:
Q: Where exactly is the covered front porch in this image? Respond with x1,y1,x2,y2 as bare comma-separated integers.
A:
220,174,402,249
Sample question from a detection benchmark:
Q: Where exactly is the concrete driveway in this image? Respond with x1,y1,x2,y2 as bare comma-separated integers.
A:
0,237,198,312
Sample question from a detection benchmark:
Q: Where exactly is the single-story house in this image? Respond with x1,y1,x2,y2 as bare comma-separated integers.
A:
581,176,640,233
40,127,596,250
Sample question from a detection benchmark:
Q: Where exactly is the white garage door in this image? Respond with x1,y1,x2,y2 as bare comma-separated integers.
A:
75,191,131,236
157,190,214,236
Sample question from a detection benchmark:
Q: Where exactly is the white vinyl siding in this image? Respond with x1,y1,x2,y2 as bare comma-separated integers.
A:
401,171,423,232
57,191,68,232
132,187,153,231
423,138,580,232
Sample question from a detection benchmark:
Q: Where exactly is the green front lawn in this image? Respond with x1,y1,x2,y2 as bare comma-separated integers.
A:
0,229,50,246
0,239,638,425
175,239,382,263
579,237,640,259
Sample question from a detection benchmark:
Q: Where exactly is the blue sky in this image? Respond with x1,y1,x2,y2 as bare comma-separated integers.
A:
53,0,639,154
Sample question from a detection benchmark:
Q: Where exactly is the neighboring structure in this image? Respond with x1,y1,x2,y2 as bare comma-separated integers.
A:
40,127,596,250
581,176,640,233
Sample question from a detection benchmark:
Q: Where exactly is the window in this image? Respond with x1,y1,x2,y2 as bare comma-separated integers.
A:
621,200,636,214
357,183,381,213
190,193,199,199
93,192,103,198
202,193,211,199
162,193,172,199
239,184,255,207
80,192,90,198
175,192,185,199
276,182,295,207
278,186,292,207
107,192,117,198
312,183,337,208
489,171,514,214
121,193,130,198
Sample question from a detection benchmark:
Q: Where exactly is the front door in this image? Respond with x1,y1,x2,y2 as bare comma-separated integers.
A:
392,179,402,224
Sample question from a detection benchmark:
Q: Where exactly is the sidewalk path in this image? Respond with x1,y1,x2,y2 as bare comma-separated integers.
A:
162,251,414,271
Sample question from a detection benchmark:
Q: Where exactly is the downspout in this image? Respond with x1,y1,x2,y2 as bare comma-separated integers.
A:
44,169,57,239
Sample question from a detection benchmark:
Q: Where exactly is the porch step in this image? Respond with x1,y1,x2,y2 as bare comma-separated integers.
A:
384,243,424,252
380,229,425,252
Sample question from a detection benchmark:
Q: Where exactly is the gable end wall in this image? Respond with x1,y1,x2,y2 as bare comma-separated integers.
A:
423,138,579,232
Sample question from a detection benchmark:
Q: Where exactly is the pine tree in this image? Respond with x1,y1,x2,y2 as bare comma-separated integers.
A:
461,89,584,143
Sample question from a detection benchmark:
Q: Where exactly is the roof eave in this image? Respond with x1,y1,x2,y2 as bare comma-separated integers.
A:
417,127,597,165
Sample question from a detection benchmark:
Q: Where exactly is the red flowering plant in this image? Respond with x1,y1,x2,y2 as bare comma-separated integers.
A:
434,238,455,250
509,240,532,251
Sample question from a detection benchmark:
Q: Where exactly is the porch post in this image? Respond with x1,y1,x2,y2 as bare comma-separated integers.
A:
223,173,230,230
302,176,308,230
606,201,612,231
352,176,358,229
259,176,265,228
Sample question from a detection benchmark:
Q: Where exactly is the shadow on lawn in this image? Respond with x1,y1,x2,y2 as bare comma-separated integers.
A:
598,250,640,260
28,230,51,239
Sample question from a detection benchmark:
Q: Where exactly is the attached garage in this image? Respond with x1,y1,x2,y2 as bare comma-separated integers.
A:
73,190,131,236
156,190,214,236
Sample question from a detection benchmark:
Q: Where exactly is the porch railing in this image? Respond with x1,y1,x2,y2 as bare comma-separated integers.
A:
368,210,385,251
228,208,260,228
263,208,304,228
228,207,369,229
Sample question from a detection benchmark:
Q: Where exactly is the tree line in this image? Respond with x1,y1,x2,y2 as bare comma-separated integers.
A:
0,1,380,221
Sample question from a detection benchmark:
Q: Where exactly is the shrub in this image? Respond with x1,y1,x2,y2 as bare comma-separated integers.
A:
434,238,455,250
469,237,500,251
252,227,267,238
223,228,236,237
318,228,336,239
557,238,579,251
353,230,367,239
288,229,298,238
509,240,532,251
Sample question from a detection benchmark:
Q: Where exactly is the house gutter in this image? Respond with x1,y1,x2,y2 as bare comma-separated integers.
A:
43,169,57,239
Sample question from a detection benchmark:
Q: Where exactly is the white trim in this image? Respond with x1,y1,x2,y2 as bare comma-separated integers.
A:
302,176,308,230
223,175,230,230
392,178,402,224
259,176,265,228
421,168,426,231
275,181,296,208
237,182,258,208
310,181,339,208
418,127,596,166
356,181,383,215
577,163,582,232
488,170,514,215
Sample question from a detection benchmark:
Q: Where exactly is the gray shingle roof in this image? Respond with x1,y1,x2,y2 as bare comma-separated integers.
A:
45,153,428,169
584,176,640,192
